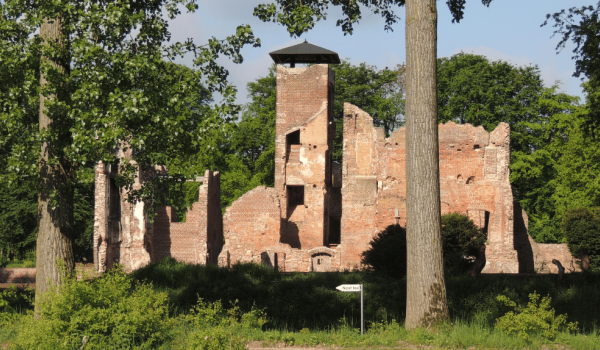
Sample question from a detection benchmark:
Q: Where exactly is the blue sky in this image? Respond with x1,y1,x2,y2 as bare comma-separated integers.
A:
168,0,592,105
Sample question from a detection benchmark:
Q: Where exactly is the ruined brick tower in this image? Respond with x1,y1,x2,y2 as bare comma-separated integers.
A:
271,41,340,251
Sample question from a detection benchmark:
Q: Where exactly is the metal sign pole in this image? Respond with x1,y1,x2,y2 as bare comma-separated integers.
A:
360,284,364,335
335,284,364,335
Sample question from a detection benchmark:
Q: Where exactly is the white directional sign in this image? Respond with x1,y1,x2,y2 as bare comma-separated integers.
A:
336,284,364,335
336,284,362,292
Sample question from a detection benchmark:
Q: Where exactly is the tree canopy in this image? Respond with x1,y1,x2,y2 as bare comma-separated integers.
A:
0,0,260,292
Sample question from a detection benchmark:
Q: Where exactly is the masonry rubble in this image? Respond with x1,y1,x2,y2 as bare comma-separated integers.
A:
94,63,579,274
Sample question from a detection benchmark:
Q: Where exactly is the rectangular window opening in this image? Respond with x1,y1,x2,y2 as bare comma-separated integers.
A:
329,217,341,245
287,130,300,145
287,185,304,217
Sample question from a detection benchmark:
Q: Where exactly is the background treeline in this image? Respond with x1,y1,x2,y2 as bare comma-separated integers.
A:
2,53,599,265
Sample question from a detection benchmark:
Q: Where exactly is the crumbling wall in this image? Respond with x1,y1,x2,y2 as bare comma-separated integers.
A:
513,203,580,273
93,157,151,273
218,186,342,272
94,167,222,272
341,103,519,272
152,170,222,265
219,186,282,266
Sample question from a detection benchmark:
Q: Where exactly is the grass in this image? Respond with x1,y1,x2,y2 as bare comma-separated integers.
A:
2,261,35,268
1,258,599,349
133,258,600,333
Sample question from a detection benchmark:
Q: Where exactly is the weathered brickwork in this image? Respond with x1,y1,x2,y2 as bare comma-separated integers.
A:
94,168,222,272
93,151,151,273
94,62,579,274
513,203,580,273
274,65,336,252
153,170,223,265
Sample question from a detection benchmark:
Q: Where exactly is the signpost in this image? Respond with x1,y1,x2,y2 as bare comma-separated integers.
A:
336,284,364,335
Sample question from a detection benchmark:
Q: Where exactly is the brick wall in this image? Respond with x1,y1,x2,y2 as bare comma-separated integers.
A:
514,202,580,273
93,148,152,273
341,103,519,272
152,170,222,265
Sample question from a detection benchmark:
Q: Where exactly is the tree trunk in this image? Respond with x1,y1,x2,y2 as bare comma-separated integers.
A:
404,0,449,329
36,16,74,312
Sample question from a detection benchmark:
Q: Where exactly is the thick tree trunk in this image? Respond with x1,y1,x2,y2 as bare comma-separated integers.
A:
404,0,449,329
36,16,74,311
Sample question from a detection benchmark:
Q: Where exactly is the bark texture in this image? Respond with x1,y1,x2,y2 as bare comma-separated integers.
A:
36,16,74,309
404,0,449,329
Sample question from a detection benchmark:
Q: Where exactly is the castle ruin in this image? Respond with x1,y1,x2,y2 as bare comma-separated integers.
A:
94,42,578,274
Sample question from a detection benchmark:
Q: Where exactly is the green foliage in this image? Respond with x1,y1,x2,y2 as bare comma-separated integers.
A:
360,224,407,279
253,0,488,38
0,175,94,263
510,99,600,243
0,286,33,327
441,213,486,273
184,299,266,350
2,262,600,347
562,207,600,271
543,1,600,126
0,0,260,217
331,61,403,161
12,265,174,349
169,181,201,222
0,179,37,263
495,292,578,341
437,53,550,155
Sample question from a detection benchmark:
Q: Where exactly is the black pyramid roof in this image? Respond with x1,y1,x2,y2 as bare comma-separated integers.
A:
269,40,341,66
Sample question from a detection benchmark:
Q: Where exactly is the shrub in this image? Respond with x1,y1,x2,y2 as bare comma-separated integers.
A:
184,298,266,350
361,224,407,279
12,265,174,349
441,213,486,273
0,286,33,327
562,207,600,271
495,292,578,341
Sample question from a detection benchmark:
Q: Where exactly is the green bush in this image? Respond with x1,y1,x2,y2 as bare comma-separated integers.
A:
184,299,266,350
361,224,407,279
562,207,600,271
12,265,174,349
495,292,578,341
0,286,33,327
441,213,486,273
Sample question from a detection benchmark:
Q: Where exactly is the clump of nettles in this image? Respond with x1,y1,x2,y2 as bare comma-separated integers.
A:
495,292,578,341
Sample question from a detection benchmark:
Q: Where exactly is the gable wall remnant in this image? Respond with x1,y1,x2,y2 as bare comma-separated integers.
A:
341,103,520,271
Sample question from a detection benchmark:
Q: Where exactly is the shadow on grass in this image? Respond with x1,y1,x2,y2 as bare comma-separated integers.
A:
132,258,600,333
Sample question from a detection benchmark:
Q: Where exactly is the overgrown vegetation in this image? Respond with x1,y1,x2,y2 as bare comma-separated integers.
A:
495,292,578,341
0,261,599,348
